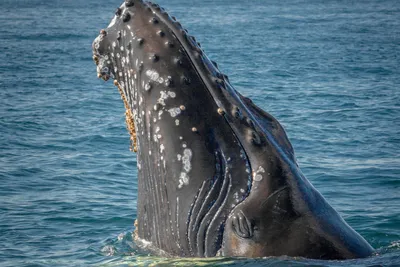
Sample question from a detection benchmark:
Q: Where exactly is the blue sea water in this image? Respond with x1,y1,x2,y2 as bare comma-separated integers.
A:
0,0,399,266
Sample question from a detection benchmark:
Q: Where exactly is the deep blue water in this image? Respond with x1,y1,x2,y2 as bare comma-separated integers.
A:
1,0,399,266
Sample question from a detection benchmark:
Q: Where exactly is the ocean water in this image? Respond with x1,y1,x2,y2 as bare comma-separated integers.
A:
0,0,399,266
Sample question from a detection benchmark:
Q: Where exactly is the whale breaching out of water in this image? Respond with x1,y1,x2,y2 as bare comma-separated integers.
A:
92,0,374,259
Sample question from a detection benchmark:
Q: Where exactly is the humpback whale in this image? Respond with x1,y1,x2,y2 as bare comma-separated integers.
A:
92,0,374,259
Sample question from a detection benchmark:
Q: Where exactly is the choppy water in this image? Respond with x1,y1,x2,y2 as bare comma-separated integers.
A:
1,0,399,266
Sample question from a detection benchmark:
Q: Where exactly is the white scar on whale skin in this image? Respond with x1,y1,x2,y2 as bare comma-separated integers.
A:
178,148,193,189
253,166,265,182
158,110,163,120
157,91,176,107
168,107,181,117
146,69,160,82
167,91,176,98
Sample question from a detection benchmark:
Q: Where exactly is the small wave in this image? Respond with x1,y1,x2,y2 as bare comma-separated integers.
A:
388,241,400,249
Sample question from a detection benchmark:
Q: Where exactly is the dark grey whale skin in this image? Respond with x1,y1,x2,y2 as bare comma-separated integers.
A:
92,0,374,259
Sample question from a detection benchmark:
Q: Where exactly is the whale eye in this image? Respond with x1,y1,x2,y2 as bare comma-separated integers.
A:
231,211,254,238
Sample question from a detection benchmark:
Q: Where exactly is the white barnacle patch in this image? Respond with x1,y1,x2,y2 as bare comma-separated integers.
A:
146,69,160,82
93,35,103,50
253,166,265,182
157,77,164,84
120,46,124,51
160,144,165,153
178,148,193,188
175,119,179,126
182,149,192,173
155,126,160,133
158,110,163,120
157,91,169,106
145,83,151,91
168,91,176,98
177,154,182,161
234,192,240,203
167,107,181,118
178,173,189,189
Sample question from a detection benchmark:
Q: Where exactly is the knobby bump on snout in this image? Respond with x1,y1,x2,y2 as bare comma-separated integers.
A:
92,0,374,260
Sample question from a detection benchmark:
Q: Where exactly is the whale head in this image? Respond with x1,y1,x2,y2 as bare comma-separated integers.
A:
92,0,374,259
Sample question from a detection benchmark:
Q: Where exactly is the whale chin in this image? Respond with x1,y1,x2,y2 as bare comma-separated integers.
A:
92,0,374,259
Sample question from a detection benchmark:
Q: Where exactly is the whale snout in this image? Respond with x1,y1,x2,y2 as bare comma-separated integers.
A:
92,30,114,81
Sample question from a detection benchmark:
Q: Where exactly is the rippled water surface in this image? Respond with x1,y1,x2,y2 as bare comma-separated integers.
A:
1,0,399,266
